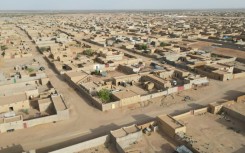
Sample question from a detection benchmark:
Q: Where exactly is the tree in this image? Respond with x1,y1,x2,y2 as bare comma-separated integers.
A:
26,67,34,73
98,89,111,103
39,47,48,53
83,49,94,56
135,44,148,50
160,42,169,47
1,51,5,56
1,45,8,51
141,44,148,50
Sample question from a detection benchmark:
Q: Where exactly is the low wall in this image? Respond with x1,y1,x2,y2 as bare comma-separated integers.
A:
167,87,178,94
138,121,155,130
140,91,168,101
193,107,208,115
50,135,110,153
102,101,120,111
172,111,193,120
0,75,45,86
208,103,223,114
0,118,24,133
121,47,157,59
217,57,236,64
233,72,245,79
237,95,245,103
24,115,58,128
184,83,192,90
116,131,142,150
157,115,186,138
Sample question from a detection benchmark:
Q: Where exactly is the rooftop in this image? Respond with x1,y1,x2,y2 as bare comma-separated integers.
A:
0,93,27,106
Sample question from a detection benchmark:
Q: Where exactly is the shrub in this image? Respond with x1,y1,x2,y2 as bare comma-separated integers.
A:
160,42,170,47
39,47,48,53
98,89,111,103
83,49,94,56
135,44,148,50
27,67,34,73
1,45,8,51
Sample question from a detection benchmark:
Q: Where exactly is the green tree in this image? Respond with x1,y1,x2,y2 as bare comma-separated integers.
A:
1,51,5,56
98,89,111,103
1,45,8,51
136,44,148,50
83,49,94,56
39,47,48,53
160,42,169,47
26,67,34,73
141,44,148,50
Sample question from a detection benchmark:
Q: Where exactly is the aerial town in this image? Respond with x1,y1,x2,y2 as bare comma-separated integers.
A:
0,8,245,153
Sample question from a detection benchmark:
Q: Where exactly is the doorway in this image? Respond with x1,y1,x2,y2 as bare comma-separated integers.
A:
9,107,14,111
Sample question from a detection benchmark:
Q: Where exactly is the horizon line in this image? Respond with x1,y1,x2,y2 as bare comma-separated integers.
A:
1,8,245,11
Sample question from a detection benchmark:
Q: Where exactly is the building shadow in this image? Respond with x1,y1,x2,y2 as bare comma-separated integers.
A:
36,123,119,153
158,143,175,153
0,144,24,153
233,145,245,153
215,112,245,137
170,103,204,116
131,114,154,125
222,90,245,101
37,113,155,153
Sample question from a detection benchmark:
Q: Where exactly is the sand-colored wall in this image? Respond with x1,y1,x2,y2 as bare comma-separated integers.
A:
0,116,24,133
49,135,110,153
172,111,193,120
157,116,186,138
116,131,142,149
41,78,50,85
0,100,30,113
102,101,120,111
233,72,245,79
39,101,52,112
120,95,141,107
24,115,58,128
25,89,39,98
237,95,245,103
193,107,208,115
208,103,223,114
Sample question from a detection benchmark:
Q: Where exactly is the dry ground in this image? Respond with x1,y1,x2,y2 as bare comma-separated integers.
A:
124,131,177,153
189,40,245,59
178,113,245,153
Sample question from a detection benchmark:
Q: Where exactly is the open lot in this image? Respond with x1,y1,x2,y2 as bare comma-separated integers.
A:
124,131,177,153
178,113,245,153
212,47,245,59
190,40,245,59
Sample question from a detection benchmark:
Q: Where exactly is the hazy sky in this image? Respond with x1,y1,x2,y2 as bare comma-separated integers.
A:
0,0,245,10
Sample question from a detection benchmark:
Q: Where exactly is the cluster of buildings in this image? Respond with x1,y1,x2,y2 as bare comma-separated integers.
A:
0,24,32,59
0,10,245,153
38,95,245,153
64,66,208,111
15,14,219,111
0,22,69,134
164,50,245,81
0,60,69,133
